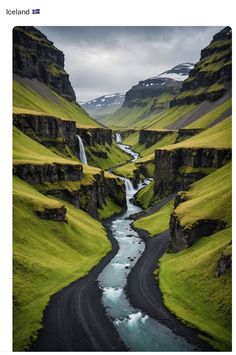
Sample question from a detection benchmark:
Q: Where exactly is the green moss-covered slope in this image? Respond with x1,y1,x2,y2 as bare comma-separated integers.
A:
13,177,111,351
159,162,232,350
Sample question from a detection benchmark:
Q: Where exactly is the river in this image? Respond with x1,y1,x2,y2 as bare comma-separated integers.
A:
97,135,194,351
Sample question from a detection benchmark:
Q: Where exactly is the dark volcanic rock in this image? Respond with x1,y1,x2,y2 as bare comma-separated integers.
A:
77,128,112,146
13,26,76,101
35,206,67,222
43,173,126,219
154,147,231,197
168,213,226,252
139,129,175,147
175,128,204,143
124,78,181,108
170,27,232,107
216,253,232,277
13,113,80,158
13,163,83,184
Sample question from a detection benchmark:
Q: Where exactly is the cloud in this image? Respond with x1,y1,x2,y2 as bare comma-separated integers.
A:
38,26,222,101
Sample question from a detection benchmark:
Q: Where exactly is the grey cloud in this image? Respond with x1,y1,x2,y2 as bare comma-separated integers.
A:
38,26,223,102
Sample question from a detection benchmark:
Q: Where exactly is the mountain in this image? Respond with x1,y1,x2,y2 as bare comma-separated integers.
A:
99,63,194,128
82,93,125,119
13,26,100,128
170,27,232,107
149,63,194,81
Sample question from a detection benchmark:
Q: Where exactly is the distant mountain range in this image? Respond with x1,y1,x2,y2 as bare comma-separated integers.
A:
82,93,125,119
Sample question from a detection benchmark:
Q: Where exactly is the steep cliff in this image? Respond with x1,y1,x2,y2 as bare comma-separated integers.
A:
99,64,193,129
170,27,232,107
13,26,76,101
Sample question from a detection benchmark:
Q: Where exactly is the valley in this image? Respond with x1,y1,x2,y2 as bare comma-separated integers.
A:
13,26,232,352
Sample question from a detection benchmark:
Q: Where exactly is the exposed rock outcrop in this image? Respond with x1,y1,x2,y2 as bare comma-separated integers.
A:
216,253,232,277
13,113,80,158
154,147,231,197
170,27,232,107
168,213,226,252
77,128,112,146
175,128,204,143
13,163,83,184
41,173,126,219
139,129,175,147
35,206,67,222
13,26,76,101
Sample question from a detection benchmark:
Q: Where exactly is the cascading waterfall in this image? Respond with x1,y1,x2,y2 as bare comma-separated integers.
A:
77,134,88,165
115,132,122,143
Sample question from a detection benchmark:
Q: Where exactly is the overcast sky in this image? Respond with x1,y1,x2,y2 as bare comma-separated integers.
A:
38,26,222,102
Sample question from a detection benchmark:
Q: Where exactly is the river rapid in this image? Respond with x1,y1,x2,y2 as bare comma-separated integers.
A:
97,135,195,351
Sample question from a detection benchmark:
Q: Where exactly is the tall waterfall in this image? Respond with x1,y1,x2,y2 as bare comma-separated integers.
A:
77,135,88,165
116,133,121,143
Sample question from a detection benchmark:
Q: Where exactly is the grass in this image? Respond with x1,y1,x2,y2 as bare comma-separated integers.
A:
187,99,231,129
86,141,131,170
133,199,174,236
13,126,80,165
98,197,122,219
13,176,111,351
159,228,232,351
158,162,232,350
13,79,100,128
163,117,232,150
135,180,155,209
175,162,232,228
146,105,197,129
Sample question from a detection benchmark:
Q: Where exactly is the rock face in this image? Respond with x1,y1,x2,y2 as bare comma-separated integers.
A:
154,147,231,197
216,253,232,277
13,163,83,184
139,129,175,147
13,113,80,158
124,78,181,108
123,63,194,108
175,128,203,143
77,128,112,146
13,26,76,101
168,213,226,252
171,27,232,107
35,206,67,222
43,173,126,219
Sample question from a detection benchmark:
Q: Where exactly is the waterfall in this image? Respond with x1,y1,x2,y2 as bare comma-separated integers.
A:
116,133,121,143
77,135,88,165
125,178,134,193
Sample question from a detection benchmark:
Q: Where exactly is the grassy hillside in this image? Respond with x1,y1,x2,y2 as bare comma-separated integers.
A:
13,78,101,128
160,228,231,351
13,177,111,351
163,117,231,150
133,199,174,235
159,162,232,350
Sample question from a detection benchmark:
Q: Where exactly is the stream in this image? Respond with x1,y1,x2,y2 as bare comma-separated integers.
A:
97,134,194,351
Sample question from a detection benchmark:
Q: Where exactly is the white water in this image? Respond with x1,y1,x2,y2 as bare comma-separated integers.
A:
115,133,122,143
77,134,88,165
97,136,195,351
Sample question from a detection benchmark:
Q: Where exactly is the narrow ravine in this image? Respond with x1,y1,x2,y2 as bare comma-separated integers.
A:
97,134,195,351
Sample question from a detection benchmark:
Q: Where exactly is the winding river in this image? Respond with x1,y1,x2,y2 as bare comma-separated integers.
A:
98,134,194,351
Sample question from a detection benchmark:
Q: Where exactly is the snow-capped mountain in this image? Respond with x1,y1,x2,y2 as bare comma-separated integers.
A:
123,63,194,107
150,63,194,81
82,93,125,119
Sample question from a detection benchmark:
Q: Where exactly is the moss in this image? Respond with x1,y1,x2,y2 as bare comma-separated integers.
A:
97,197,122,219
133,199,174,236
135,180,155,209
13,79,100,128
159,228,231,351
13,177,111,351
